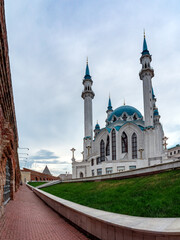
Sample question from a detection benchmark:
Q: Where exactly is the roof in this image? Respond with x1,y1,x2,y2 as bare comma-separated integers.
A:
142,36,150,56
154,109,159,116
107,97,113,110
107,105,143,122
95,123,100,130
84,62,91,80
42,165,51,175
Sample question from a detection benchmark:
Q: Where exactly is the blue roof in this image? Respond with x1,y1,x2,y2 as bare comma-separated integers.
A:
154,109,159,116
107,97,112,110
84,63,91,79
95,123,100,130
142,37,150,55
107,105,143,122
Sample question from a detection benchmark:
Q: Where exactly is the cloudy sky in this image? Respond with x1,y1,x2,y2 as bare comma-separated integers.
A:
5,0,180,176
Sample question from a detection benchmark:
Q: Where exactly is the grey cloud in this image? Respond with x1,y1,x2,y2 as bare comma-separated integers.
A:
29,149,59,160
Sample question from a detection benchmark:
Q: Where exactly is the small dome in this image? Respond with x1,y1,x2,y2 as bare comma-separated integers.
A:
108,105,143,122
95,123,100,130
154,109,159,116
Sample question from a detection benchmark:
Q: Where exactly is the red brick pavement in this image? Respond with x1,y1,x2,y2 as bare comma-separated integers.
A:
0,185,89,240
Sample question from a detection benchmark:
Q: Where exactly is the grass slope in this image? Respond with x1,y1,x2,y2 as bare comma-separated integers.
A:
28,182,46,187
42,170,180,217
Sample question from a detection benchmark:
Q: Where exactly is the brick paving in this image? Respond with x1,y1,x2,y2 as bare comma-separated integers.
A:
0,185,89,240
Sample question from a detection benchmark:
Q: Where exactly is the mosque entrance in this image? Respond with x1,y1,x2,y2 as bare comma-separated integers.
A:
3,158,11,205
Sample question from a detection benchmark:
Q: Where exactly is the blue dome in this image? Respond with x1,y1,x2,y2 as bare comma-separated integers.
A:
154,109,159,116
108,105,143,122
95,123,100,129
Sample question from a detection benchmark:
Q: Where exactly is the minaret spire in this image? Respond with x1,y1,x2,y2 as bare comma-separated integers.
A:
85,57,90,79
106,95,113,124
108,95,112,110
82,59,95,160
139,33,154,127
142,30,150,56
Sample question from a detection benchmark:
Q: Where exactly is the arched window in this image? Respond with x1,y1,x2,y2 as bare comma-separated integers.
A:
113,116,116,122
80,172,83,178
100,140,105,162
106,136,110,156
133,114,137,120
91,159,94,166
122,114,127,121
122,132,128,153
132,133,137,159
111,129,116,160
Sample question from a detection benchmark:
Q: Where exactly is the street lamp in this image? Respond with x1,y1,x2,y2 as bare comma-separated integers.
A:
18,147,29,150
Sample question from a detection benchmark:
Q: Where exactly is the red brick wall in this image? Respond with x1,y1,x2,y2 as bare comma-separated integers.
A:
0,0,20,217
22,168,60,181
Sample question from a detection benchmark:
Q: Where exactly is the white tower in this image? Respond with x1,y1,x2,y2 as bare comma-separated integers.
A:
81,60,95,160
139,33,154,127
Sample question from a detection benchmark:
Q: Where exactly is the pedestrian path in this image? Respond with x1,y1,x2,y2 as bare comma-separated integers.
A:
0,185,89,240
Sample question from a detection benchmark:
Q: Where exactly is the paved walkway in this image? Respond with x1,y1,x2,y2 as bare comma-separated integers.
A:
0,185,89,240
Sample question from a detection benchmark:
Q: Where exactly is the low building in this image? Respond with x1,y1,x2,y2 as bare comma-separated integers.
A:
21,171,31,184
168,144,180,160
0,0,20,217
59,173,72,181
21,168,60,182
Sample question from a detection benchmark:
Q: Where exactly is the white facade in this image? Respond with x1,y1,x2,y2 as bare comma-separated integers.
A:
72,36,173,179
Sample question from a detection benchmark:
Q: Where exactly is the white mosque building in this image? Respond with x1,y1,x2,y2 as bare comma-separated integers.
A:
72,35,171,179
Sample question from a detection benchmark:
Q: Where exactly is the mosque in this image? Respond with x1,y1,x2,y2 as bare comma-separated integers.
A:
72,35,171,179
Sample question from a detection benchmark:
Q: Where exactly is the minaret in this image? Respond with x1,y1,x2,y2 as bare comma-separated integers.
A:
94,121,100,138
152,88,161,125
81,59,95,160
139,33,154,127
105,96,113,125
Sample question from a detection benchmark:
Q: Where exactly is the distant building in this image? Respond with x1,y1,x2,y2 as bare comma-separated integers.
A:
59,173,72,181
0,0,20,217
168,145,180,160
21,168,60,182
72,34,175,179
42,165,52,175
21,171,31,184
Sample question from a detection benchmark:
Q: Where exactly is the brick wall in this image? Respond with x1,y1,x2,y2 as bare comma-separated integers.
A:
22,168,60,181
0,0,20,217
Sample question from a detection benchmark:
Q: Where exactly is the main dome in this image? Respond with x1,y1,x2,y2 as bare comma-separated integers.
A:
108,105,143,122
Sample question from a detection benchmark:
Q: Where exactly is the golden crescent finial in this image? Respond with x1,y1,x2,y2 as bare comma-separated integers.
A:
124,99,126,105
86,57,88,64
144,29,146,38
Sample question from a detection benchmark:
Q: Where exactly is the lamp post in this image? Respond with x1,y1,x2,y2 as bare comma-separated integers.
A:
163,136,168,150
138,148,144,160
81,151,84,161
70,148,76,161
86,146,91,157
18,147,29,150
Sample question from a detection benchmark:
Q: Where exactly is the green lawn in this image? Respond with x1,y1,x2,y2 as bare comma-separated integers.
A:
41,170,180,217
28,182,47,187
